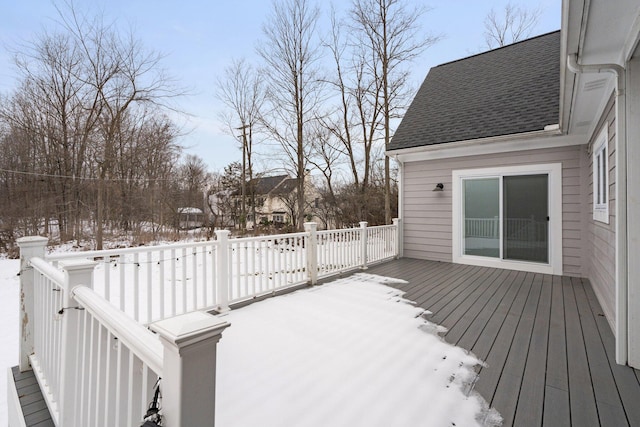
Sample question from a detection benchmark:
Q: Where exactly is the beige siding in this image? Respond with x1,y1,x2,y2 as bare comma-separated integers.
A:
402,144,585,275
583,94,617,330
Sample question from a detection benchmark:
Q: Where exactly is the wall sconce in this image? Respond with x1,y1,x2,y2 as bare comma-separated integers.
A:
433,183,444,192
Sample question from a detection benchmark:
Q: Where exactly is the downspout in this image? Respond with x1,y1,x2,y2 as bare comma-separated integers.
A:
567,54,628,365
394,155,404,258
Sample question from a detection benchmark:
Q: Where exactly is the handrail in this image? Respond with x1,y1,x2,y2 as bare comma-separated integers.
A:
31,257,66,288
72,286,164,375
45,239,219,261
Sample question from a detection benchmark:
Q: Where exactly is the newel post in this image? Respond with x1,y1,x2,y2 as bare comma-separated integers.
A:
16,236,48,372
59,259,97,427
304,222,318,285
393,218,403,259
150,311,230,427
359,221,368,270
215,230,230,312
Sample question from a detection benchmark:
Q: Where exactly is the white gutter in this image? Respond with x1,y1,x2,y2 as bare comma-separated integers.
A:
567,54,629,365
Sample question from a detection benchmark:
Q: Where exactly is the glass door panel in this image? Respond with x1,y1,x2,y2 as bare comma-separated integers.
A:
463,178,499,258
503,174,548,263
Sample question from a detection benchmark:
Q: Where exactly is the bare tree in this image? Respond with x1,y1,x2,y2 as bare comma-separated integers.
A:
1,3,184,247
483,2,542,49
216,58,265,232
350,0,439,224
257,0,324,231
56,3,183,248
319,9,381,194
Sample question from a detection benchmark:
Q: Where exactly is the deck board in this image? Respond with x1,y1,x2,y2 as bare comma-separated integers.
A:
513,273,551,427
10,366,54,427
366,258,640,427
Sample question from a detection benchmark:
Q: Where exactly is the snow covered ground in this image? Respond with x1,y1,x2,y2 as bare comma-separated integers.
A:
0,259,501,426
216,273,501,427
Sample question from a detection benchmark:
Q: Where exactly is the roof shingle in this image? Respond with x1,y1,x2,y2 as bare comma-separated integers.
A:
388,31,560,151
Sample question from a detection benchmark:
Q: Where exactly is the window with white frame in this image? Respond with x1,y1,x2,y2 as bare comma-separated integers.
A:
592,125,609,223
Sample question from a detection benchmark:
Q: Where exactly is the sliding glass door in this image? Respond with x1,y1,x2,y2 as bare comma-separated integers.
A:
462,174,549,264
463,178,499,258
503,175,548,263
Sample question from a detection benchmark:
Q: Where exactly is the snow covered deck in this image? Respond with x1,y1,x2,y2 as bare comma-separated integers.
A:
366,258,640,427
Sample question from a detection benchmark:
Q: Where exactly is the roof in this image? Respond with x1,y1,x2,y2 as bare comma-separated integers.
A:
271,178,298,195
178,207,203,214
388,31,561,151
248,175,289,195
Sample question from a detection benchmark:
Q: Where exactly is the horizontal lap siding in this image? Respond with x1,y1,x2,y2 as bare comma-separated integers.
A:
585,94,617,331
402,144,584,275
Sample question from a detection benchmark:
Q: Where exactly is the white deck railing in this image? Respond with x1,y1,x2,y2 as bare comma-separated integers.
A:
465,217,548,242
44,220,400,322
13,220,400,426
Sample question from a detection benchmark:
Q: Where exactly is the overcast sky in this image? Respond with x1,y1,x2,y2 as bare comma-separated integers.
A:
0,0,560,174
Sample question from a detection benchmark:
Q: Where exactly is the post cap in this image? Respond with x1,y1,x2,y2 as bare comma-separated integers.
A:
150,311,230,349
60,259,99,272
16,236,49,248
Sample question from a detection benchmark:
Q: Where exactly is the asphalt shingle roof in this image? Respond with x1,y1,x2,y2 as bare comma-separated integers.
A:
388,31,560,151
250,175,289,195
272,178,298,195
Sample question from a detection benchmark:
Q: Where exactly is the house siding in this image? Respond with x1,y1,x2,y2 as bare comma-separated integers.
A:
402,144,585,275
583,93,617,331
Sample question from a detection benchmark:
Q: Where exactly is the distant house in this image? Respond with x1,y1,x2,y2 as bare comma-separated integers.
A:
387,0,640,368
238,173,319,229
177,207,205,229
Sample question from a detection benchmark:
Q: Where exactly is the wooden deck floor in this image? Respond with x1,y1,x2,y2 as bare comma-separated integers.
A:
366,258,640,427
10,366,54,427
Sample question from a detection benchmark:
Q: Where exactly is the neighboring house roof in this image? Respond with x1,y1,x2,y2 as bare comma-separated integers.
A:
178,207,203,214
249,175,290,195
272,178,298,196
388,30,561,151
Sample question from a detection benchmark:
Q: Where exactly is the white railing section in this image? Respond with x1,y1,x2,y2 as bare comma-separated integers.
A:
316,226,364,278
44,220,401,320
16,236,230,427
47,241,220,324
465,217,500,238
71,287,163,427
226,232,309,305
366,223,399,264
29,257,65,420
27,257,163,426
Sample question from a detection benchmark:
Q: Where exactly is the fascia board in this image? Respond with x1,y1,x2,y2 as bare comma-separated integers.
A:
387,132,585,163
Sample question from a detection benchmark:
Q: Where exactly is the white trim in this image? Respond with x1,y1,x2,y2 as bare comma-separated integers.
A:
623,10,640,63
387,130,585,163
452,163,563,275
626,54,640,368
7,368,28,427
592,124,609,223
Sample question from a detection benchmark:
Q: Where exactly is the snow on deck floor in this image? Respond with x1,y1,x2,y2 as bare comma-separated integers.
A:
216,273,502,427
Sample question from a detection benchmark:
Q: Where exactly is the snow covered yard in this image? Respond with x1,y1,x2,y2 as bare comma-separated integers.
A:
0,257,501,426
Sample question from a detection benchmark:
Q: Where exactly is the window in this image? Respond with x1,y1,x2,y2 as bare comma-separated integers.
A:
452,163,563,275
593,126,609,223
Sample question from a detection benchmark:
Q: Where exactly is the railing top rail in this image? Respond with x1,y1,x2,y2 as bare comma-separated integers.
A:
46,239,219,261
366,224,397,230
30,257,66,288
317,227,358,234
230,231,309,244
72,286,164,376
